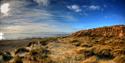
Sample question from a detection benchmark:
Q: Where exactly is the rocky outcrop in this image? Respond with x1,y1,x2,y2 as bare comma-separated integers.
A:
71,25,125,37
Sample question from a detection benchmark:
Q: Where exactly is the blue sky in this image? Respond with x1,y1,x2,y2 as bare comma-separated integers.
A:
0,0,125,39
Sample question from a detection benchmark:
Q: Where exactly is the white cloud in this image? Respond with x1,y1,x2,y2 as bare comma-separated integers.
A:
0,0,53,34
0,7,73,34
34,0,49,6
0,0,76,39
67,5,82,12
89,5,100,10
0,3,10,16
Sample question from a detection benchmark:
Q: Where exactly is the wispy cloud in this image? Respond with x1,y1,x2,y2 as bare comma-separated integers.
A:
89,5,100,10
34,0,49,6
67,5,82,12
82,5,101,10
0,0,76,35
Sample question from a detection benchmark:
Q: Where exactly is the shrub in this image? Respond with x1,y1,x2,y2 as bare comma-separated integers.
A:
81,43,92,48
15,48,29,54
71,40,81,46
112,48,125,57
92,45,114,59
113,55,125,63
13,56,23,63
3,53,12,61
29,37,59,46
29,47,50,61
74,54,85,61
0,51,3,55
75,48,94,58
0,51,12,61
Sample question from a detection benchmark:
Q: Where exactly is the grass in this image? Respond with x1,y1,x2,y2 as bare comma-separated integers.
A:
113,55,125,63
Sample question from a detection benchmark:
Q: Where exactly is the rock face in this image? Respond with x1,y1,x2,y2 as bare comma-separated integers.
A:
71,25,125,37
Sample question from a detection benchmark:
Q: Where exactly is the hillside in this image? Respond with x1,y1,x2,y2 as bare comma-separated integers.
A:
0,25,125,63
71,25,125,37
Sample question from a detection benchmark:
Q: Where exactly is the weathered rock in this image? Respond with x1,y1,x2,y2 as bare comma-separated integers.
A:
71,25,125,37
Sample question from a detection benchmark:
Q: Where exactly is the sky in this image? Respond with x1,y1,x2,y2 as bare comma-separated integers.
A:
0,0,125,39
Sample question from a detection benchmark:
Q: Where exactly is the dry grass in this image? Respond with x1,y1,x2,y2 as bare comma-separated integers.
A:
1,25,125,63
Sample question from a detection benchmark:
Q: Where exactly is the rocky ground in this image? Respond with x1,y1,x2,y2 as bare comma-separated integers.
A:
0,25,125,63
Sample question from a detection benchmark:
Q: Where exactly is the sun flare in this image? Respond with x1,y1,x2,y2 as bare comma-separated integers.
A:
0,32,4,40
